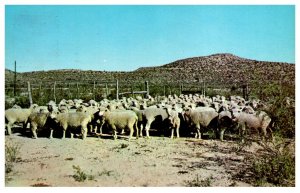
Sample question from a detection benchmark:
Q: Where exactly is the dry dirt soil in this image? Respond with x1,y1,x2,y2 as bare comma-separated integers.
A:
5,132,265,187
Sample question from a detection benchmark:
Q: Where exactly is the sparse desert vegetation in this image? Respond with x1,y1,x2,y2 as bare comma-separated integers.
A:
4,54,295,187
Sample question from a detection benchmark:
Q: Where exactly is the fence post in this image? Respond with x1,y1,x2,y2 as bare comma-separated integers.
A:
105,83,109,98
76,82,79,99
93,81,96,100
53,81,56,103
180,84,183,95
163,85,166,96
131,85,134,98
39,83,42,98
14,61,17,97
27,81,33,106
116,79,119,100
203,82,206,97
145,81,149,98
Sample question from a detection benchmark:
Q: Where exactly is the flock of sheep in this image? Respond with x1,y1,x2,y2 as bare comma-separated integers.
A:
5,94,273,142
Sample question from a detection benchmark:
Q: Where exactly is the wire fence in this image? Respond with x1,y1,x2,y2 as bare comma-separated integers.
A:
5,78,252,107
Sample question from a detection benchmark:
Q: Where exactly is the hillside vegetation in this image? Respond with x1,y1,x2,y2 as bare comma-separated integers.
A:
5,53,294,87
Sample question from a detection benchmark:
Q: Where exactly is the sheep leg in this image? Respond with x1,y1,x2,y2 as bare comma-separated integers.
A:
31,125,38,139
219,128,226,141
62,129,66,139
139,122,143,137
81,126,88,140
70,133,74,139
128,126,134,142
176,125,180,138
111,125,117,140
93,125,98,134
89,124,94,133
239,123,246,143
6,122,13,135
135,121,139,139
145,121,151,139
49,129,53,139
195,124,201,139
170,127,174,139
99,122,104,135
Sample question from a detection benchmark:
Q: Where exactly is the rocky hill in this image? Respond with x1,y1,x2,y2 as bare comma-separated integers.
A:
5,53,295,87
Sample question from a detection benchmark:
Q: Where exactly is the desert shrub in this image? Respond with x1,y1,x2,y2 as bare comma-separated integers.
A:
185,175,213,187
248,73,295,139
5,141,20,175
14,96,30,108
72,165,87,182
72,165,95,182
5,142,20,163
251,138,295,186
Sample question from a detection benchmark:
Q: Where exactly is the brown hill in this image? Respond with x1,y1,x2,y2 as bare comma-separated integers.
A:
5,53,295,87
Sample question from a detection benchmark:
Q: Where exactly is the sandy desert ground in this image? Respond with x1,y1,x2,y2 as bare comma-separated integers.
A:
5,129,274,187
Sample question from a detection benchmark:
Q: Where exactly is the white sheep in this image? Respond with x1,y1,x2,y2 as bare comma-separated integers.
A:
50,112,92,140
5,104,38,135
27,111,55,139
166,108,181,139
232,110,272,141
183,107,218,139
142,106,171,138
99,109,138,141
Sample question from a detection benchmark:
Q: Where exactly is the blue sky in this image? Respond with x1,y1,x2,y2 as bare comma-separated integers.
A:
5,5,295,72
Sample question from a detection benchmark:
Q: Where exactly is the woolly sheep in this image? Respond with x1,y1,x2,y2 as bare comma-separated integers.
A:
27,111,56,139
183,107,218,139
217,110,234,141
5,104,38,135
166,108,181,139
142,107,170,138
127,106,144,137
99,109,138,141
232,111,272,141
50,112,92,140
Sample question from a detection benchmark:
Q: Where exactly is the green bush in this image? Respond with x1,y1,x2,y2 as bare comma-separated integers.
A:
5,141,20,176
72,165,87,182
252,148,295,186
72,165,95,182
185,175,213,187
5,143,20,163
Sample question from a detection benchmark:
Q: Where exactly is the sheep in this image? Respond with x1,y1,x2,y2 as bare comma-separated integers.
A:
99,109,138,141
127,106,145,137
166,108,181,139
77,105,102,134
32,105,49,113
183,107,218,139
217,110,234,141
27,110,56,139
231,110,272,141
49,112,92,140
12,104,22,109
5,104,38,135
142,107,171,138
